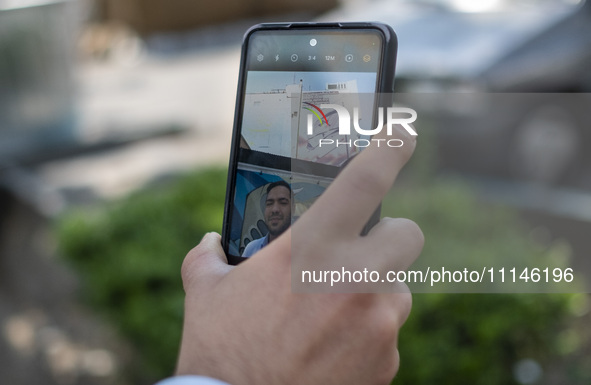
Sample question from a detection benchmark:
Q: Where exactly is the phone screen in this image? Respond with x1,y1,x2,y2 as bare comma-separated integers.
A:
224,26,392,263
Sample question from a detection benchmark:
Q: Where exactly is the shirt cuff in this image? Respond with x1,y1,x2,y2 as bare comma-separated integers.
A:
155,375,231,385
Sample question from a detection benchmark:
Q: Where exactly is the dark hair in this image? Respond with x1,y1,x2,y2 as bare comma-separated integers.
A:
266,180,291,194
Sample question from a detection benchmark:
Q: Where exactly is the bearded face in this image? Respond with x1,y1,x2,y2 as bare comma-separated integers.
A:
264,185,292,238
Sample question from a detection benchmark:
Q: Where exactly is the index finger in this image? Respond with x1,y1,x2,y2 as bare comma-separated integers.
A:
298,124,416,238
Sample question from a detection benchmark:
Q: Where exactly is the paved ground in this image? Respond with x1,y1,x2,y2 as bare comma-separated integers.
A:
0,192,136,385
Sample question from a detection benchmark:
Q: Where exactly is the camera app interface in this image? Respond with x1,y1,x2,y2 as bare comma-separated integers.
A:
228,29,384,258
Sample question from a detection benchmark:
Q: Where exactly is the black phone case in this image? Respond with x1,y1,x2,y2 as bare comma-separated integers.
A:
222,22,398,265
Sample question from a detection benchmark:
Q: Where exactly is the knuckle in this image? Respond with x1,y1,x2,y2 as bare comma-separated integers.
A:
374,353,399,385
374,292,413,333
180,244,207,288
399,218,424,244
369,298,400,340
394,291,413,324
392,218,424,252
375,218,424,258
367,314,400,384
385,349,401,383
373,316,398,343
180,250,197,288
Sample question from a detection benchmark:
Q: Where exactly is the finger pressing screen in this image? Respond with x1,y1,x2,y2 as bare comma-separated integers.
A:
298,125,416,239
290,124,420,293
361,217,424,274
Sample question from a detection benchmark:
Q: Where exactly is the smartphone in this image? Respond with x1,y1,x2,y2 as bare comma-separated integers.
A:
222,22,398,265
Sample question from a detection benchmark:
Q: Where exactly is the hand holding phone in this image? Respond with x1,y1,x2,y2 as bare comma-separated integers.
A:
173,22,423,385
178,122,422,384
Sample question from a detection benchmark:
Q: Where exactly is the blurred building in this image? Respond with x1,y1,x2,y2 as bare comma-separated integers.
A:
0,0,80,164
94,0,338,35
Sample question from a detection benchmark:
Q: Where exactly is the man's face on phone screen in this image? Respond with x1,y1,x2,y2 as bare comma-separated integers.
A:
265,186,292,238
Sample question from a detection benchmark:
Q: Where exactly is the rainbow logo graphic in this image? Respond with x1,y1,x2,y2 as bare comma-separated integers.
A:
303,102,330,126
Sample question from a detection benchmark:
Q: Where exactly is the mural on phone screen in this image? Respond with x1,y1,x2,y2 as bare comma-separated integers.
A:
240,71,377,166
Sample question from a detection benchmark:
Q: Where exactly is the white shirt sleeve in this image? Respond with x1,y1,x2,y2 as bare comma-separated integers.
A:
154,375,231,385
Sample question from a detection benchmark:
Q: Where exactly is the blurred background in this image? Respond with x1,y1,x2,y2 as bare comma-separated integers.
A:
1,0,590,384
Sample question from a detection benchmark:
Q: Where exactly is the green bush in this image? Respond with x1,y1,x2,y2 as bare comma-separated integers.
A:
382,179,589,384
57,167,589,384
396,292,590,385
57,168,226,381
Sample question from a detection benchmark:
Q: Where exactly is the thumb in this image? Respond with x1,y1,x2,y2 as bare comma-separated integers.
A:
181,232,232,292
